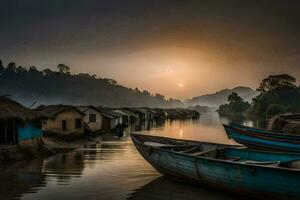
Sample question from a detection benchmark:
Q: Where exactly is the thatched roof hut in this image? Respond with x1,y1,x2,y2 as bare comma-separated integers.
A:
0,96,40,121
36,105,85,119
268,114,300,134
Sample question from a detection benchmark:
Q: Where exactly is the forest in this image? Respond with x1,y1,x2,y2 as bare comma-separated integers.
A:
0,60,183,108
218,74,300,118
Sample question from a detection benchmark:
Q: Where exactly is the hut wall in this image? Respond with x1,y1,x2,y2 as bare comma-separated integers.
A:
101,118,111,130
82,108,102,132
43,111,84,135
110,118,119,129
17,123,43,142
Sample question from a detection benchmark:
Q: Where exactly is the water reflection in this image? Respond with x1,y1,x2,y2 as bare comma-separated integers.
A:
42,151,85,185
0,160,46,200
0,112,255,200
128,177,241,200
138,112,235,144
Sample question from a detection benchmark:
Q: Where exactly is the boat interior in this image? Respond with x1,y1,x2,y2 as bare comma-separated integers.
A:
132,134,300,169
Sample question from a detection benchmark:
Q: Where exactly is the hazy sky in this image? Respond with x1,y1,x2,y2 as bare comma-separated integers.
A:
1,0,300,99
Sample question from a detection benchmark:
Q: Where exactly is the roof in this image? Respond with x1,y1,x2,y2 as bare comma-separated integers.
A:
125,108,146,114
100,110,122,119
0,96,41,121
77,105,101,113
36,105,85,119
96,107,123,119
113,110,130,116
117,109,137,116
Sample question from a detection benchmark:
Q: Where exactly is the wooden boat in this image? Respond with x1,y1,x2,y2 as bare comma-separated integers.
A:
131,133,300,199
224,124,300,152
229,123,283,134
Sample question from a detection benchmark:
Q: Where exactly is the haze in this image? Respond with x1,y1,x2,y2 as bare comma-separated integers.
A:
1,0,300,99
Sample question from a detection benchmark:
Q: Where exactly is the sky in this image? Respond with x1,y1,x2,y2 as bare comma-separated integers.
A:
1,0,300,99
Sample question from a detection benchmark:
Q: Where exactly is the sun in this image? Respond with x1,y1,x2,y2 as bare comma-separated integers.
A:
178,83,184,88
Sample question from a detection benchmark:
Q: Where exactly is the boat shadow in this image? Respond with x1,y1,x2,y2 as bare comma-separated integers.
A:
127,176,247,200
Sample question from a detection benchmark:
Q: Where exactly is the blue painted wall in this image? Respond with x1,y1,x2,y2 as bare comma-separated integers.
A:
17,123,43,142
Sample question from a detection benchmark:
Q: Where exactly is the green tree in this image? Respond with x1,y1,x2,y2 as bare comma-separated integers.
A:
103,78,117,85
228,92,243,103
257,74,296,93
218,92,250,117
43,68,54,76
57,64,70,74
266,104,286,116
155,93,165,101
29,66,38,72
249,74,300,116
7,62,16,72
16,66,27,73
142,90,151,96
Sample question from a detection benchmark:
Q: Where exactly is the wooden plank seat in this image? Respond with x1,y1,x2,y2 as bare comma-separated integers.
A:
243,160,281,166
225,156,241,161
143,142,195,150
177,145,200,153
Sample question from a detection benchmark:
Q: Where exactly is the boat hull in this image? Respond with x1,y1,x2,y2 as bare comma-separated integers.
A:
224,125,300,152
131,134,300,199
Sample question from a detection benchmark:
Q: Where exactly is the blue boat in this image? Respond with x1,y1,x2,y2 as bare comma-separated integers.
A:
224,124,300,152
229,122,283,134
131,133,300,199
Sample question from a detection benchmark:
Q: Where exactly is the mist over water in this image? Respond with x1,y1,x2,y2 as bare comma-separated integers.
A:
1,112,250,200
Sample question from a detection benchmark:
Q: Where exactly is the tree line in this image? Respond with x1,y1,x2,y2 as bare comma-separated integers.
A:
0,60,183,108
218,74,300,119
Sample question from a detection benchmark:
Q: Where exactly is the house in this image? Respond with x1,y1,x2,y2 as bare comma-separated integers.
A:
113,109,138,125
36,105,85,137
143,108,155,121
151,108,167,121
77,106,103,132
136,108,154,121
113,109,130,125
122,108,139,122
126,108,146,121
0,96,43,147
98,108,123,130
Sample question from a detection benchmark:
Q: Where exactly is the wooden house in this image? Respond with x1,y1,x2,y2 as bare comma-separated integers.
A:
113,109,139,125
127,108,146,121
151,108,167,121
136,108,154,121
0,96,43,147
113,110,130,125
36,105,85,136
122,108,139,122
98,109,123,130
77,106,103,132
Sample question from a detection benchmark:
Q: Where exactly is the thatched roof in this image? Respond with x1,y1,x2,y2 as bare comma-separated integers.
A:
268,114,300,134
36,105,85,119
0,96,41,121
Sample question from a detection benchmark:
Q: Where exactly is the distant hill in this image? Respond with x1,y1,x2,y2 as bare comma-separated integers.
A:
0,60,183,108
185,86,258,107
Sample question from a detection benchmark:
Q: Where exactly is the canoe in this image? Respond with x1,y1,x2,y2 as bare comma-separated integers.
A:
131,133,300,199
224,124,300,152
229,123,283,134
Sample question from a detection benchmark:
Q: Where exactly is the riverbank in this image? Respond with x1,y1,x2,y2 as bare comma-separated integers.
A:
0,133,107,163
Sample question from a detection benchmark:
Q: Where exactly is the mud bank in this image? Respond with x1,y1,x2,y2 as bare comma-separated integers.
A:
0,133,105,163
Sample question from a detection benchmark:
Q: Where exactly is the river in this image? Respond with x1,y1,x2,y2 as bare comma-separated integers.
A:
1,112,253,200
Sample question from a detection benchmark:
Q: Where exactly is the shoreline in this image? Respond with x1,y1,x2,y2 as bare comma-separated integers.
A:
0,133,109,164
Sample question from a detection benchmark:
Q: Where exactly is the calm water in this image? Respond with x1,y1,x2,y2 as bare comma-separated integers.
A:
1,112,252,200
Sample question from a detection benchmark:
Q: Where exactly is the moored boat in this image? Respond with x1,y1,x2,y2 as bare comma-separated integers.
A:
229,123,283,134
224,124,300,152
131,133,300,199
